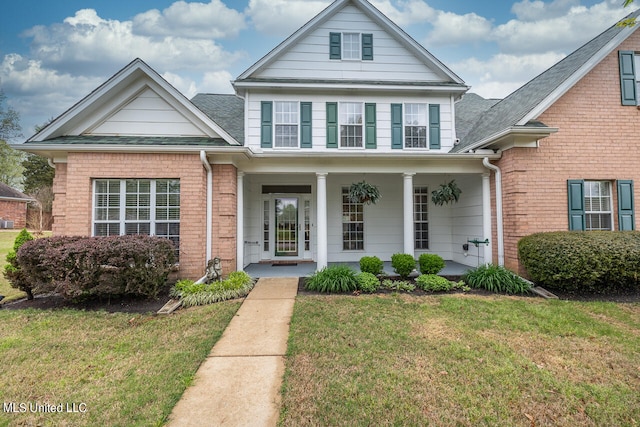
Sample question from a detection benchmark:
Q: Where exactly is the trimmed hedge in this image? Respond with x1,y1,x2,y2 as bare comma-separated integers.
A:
391,253,415,279
13,235,177,300
518,231,640,293
418,253,445,275
359,256,383,275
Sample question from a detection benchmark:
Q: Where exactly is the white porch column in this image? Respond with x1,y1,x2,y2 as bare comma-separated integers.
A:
236,171,245,271
403,173,415,255
482,172,493,265
316,172,328,270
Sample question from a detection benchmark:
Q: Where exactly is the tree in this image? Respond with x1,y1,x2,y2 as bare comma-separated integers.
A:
0,90,23,188
22,154,54,195
619,0,637,27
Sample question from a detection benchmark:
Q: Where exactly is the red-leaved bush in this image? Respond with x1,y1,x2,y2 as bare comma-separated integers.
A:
14,235,177,300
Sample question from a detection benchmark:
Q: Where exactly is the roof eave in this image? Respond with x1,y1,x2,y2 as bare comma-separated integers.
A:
232,80,469,93
457,126,559,153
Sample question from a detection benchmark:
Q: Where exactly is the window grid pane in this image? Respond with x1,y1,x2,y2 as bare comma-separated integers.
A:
94,179,120,235
339,103,363,147
414,186,429,249
263,200,270,252
405,104,427,148
584,181,612,231
275,102,299,148
342,187,364,250
342,33,360,60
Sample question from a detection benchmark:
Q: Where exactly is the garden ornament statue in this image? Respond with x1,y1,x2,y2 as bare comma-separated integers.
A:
205,257,223,283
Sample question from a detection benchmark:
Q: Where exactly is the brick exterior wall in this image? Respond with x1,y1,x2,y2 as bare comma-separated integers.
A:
0,200,28,229
495,31,640,272
50,152,238,279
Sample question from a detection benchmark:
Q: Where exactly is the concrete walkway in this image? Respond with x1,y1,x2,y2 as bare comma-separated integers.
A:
166,277,298,427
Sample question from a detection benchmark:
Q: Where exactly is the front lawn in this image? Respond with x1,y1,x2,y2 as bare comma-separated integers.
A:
280,294,640,426
0,302,240,426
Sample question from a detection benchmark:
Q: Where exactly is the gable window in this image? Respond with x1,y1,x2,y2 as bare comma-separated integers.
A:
339,102,363,148
274,101,298,147
94,178,180,256
568,179,635,231
329,32,373,60
342,187,364,250
405,104,428,148
414,186,429,249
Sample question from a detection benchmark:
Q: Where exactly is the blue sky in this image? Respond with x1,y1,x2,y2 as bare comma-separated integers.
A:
0,0,635,139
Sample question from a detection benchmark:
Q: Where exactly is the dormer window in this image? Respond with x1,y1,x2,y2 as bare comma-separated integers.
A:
330,32,373,61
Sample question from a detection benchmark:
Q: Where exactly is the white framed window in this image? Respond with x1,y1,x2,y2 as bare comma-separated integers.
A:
339,102,363,148
94,178,180,256
342,33,361,60
274,101,298,148
405,103,428,148
342,187,364,250
414,186,429,249
584,181,613,230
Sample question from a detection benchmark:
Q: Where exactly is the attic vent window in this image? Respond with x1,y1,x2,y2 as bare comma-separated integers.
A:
329,32,373,61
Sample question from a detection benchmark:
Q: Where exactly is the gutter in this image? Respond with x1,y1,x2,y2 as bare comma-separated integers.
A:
482,157,504,266
200,151,212,264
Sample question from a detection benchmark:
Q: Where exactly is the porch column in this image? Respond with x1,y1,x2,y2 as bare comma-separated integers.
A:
482,172,493,265
237,171,245,271
403,173,415,255
316,172,328,270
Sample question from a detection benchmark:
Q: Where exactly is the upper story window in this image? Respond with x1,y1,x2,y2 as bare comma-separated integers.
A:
619,51,640,105
391,103,440,150
329,32,373,61
274,101,298,148
339,102,363,148
404,103,428,148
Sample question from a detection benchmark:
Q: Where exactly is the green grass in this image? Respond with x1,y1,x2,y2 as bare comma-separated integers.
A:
0,301,241,426
280,294,640,426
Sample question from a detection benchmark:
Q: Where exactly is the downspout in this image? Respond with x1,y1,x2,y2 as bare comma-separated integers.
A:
47,158,56,169
200,151,212,263
482,157,504,266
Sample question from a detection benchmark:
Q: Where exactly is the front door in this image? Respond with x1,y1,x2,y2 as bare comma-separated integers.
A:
275,197,298,257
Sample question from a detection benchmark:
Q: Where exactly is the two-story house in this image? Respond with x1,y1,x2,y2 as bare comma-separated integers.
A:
18,0,640,278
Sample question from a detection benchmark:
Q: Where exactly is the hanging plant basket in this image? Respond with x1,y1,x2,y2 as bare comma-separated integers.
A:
348,181,381,205
431,180,462,206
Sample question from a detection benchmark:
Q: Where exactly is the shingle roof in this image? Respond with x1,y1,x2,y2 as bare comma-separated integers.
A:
0,182,31,201
454,93,500,142
191,94,245,145
34,135,231,146
452,9,640,153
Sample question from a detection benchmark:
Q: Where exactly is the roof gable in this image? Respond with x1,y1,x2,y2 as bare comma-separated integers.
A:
29,59,240,145
235,0,464,86
453,9,640,153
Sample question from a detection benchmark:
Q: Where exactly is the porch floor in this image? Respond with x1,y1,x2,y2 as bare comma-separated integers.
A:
244,260,471,278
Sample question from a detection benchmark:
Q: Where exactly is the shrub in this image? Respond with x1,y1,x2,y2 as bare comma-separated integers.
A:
4,229,35,299
171,271,255,307
356,272,380,293
418,253,445,275
14,235,176,300
381,279,415,292
463,264,531,295
391,253,415,279
518,231,640,293
416,274,453,292
306,265,358,293
359,256,384,275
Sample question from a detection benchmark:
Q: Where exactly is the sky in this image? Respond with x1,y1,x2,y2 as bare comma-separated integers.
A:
0,0,637,141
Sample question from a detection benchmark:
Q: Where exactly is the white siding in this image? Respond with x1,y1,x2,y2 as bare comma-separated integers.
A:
91,88,207,137
247,92,455,153
254,5,442,82
450,175,485,266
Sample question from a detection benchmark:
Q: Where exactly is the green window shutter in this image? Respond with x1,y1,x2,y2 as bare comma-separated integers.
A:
619,51,637,106
362,33,373,60
330,33,341,60
300,102,312,148
617,180,635,230
261,101,273,148
429,104,441,149
326,102,338,148
391,103,403,149
364,103,376,149
567,180,586,231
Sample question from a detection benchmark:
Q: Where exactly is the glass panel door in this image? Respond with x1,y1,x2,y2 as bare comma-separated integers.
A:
275,197,298,256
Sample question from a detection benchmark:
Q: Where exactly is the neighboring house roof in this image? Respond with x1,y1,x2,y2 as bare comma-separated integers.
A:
453,9,640,153
235,0,465,87
454,93,500,142
191,94,245,145
0,182,32,202
26,58,241,146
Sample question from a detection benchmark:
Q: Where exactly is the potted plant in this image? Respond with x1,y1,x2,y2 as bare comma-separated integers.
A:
348,181,381,205
431,180,462,206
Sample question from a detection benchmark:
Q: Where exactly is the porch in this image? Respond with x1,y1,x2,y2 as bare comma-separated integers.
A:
244,260,472,278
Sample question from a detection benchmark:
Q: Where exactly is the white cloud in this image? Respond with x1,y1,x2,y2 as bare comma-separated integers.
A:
511,0,581,22
201,71,234,94
426,11,493,46
370,0,436,26
246,0,330,36
132,0,246,39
